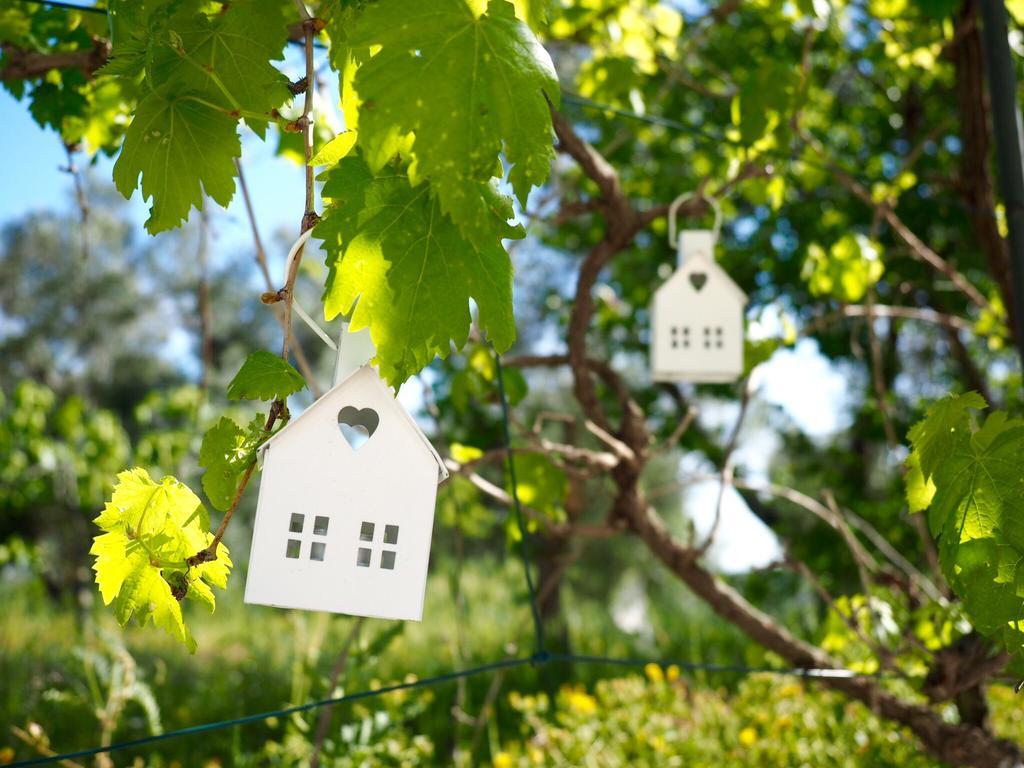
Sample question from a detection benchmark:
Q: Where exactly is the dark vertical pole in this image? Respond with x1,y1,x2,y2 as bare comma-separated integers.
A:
979,0,1024,366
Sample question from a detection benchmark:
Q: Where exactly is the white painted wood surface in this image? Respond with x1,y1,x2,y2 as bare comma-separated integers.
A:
245,366,447,620
651,229,748,383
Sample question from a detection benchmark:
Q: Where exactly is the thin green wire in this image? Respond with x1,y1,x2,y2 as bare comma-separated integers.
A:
6,658,533,768
493,350,547,658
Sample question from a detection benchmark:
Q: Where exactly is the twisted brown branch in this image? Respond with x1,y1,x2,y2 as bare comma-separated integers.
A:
0,39,110,81
545,102,1022,767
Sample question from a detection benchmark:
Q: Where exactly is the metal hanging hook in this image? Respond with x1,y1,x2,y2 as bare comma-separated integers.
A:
667,190,723,248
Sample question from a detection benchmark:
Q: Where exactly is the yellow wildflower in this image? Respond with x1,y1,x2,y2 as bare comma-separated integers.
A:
644,663,664,683
666,664,680,682
739,726,757,747
564,686,598,715
777,682,802,698
494,752,514,768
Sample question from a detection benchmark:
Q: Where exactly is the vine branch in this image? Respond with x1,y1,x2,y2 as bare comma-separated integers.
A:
0,39,110,80
187,7,320,570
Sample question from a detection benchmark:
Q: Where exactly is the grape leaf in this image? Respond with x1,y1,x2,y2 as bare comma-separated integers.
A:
348,0,558,246
227,351,306,402
907,394,1024,654
90,468,232,652
199,416,267,511
106,0,290,229
315,155,518,385
512,0,552,29
907,391,987,480
113,87,240,233
321,0,369,128
311,131,358,167
27,73,88,132
152,0,291,136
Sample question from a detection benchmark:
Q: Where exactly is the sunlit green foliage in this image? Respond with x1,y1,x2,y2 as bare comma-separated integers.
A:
106,0,291,231
348,0,559,247
495,670,943,767
317,157,518,384
91,468,231,652
0,381,130,516
802,234,885,303
226,351,306,402
907,394,1024,654
199,416,269,512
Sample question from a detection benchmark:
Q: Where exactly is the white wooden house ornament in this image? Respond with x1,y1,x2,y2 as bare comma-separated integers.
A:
651,200,748,383
244,234,449,622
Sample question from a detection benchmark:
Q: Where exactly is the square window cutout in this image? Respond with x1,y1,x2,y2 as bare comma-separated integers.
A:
286,539,301,559
359,521,375,542
380,550,397,570
310,542,326,561
314,516,330,536
384,525,399,545
356,547,372,567
289,513,304,533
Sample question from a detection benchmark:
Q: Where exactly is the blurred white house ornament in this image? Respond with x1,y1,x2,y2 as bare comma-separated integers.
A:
650,193,747,383
244,230,449,621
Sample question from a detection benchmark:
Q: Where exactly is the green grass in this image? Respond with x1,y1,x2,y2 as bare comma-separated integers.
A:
4,554,1023,767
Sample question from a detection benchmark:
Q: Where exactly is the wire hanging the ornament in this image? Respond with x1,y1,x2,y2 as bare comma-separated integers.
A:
244,230,448,622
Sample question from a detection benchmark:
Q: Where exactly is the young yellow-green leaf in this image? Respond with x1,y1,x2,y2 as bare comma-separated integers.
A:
227,351,305,402
903,451,935,514
113,87,240,233
450,443,485,464
509,453,567,520
90,468,232,653
199,415,267,511
512,0,552,29
315,155,518,385
310,131,358,167
349,0,558,246
801,234,884,303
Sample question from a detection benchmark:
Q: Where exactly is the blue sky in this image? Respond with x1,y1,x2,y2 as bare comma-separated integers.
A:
0,87,306,258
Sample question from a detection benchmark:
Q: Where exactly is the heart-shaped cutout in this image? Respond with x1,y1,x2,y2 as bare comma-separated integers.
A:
689,272,708,291
337,406,379,451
